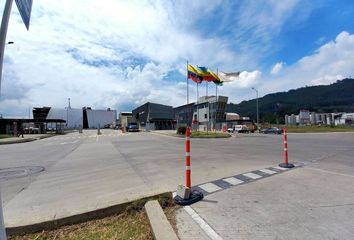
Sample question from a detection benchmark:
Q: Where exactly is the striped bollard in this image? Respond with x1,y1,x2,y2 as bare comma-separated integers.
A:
186,127,191,188
279,128,294,168
174,127,203,205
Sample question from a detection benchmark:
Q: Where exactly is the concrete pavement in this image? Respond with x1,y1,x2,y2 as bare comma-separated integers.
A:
0,129,353,232
176,134,354,239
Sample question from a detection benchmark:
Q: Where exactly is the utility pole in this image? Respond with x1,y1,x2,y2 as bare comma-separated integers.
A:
0,0,13,96
251,87,259,127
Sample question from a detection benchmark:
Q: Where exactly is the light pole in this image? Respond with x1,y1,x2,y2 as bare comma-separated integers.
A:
251,87,259,127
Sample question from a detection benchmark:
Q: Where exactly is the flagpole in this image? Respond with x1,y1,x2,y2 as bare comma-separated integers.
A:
215,68,218,132
186,61,189,104
196,82,199,131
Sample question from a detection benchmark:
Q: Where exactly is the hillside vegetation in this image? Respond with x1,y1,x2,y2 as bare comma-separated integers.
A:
227,78,354,123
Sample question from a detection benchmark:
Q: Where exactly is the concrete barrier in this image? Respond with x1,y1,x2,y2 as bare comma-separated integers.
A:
144,200,178,240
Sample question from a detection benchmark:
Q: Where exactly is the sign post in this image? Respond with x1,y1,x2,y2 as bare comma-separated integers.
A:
0,0,33,95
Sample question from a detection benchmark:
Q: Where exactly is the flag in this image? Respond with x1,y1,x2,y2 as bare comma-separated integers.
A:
196,66,220,82
187,64,203,83
218,71,240,82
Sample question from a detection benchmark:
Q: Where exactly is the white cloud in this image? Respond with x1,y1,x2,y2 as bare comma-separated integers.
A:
258,31,354,96
270,62,284,75
0,1,349,117
1,0,238,117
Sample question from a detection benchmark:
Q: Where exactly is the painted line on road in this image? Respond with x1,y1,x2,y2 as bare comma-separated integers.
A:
259,169,277,175
60,140,78,145
199,183,222,193
306,167,354,178
190,165,301,198
242,172,263,179
184,206,223,240
222,177,244,185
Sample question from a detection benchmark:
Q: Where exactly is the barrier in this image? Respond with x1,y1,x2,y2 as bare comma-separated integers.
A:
174,127,203,205
185,127,191,188
278,128,294,168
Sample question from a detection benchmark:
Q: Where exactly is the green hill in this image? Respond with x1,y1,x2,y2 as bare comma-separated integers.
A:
227,78,354,124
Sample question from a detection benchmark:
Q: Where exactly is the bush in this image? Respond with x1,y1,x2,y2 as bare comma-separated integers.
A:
177,126,187,135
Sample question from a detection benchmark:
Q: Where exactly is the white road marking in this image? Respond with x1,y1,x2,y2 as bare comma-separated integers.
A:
273,166,288,171
222,177,244,185
60,140,78,145
184,206,223,240
198,183,222,193
306,167,354,178
243,172,262,179
259,169,277,175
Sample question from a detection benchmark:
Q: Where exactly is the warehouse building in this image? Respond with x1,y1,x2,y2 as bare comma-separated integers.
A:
33,106,116,129
174,96,228,131
132,102,176,130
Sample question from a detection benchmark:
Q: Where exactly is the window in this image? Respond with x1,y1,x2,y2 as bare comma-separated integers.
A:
205,114,207,119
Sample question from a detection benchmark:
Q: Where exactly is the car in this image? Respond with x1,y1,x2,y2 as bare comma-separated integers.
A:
127,124,139,132
260,127,283,134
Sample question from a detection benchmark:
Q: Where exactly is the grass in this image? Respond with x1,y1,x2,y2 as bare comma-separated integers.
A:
279,125,354,133
9,210,152,240
190,131,230,138
0,134,14,139
9,195,177,240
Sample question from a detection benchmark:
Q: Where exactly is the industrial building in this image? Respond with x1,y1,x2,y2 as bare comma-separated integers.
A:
174,96,229,131
285,111,354,126
33,107,117,129
132,102,176,130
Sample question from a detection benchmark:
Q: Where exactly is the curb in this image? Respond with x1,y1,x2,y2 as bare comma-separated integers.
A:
0,138,34,145
145,200,179,240
0,134,56,145
6,192,171,236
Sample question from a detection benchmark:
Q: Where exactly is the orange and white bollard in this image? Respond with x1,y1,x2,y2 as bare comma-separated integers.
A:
279,128,294,168
185,127,191,188
174,126,203,205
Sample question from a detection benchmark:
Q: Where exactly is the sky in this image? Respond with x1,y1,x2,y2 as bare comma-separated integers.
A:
1,0,354,117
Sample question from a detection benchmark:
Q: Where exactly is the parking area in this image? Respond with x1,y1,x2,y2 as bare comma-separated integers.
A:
0,130,353,236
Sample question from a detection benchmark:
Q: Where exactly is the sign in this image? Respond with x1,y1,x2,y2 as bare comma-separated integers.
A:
15,0,33,30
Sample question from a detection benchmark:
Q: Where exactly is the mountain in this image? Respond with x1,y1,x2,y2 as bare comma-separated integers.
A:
227,78,354,124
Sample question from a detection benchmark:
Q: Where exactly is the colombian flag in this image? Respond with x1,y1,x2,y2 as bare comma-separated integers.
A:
196,66,220,82
187,64,203,83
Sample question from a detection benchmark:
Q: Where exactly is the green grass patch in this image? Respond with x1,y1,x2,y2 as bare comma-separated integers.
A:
190,131,230,138
0,134,13,139
9,210,152,240
279,125,354,133
9,194,175,240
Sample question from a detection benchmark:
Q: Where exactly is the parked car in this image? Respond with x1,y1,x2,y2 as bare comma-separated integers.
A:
228,125,250,133
260,127,283,134
127,124,139,132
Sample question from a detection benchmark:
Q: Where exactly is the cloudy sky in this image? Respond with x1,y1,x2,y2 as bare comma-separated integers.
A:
1,0,354,117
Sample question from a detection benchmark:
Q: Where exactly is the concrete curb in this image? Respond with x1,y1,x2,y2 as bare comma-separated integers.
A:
0,138,34,145
0,134,57,145
145,200,179,240
6,192,171,236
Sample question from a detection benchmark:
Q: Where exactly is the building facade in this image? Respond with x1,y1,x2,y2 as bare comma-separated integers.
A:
132,102,176,130
174,96,228,131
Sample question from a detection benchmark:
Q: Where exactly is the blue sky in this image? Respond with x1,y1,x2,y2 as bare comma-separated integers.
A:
1,0,354,117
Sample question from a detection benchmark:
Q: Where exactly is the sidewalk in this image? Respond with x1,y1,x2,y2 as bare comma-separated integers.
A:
176,165,354,239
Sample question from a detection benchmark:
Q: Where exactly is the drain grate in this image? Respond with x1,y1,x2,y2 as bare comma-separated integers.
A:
0,166,44,180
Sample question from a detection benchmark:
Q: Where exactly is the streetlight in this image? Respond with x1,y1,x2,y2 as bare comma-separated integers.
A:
251,87,259,127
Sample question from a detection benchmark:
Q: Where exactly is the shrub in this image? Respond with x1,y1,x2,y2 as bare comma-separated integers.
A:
177,126,187,135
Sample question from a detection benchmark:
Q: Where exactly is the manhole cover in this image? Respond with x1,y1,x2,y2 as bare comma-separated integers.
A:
0,166,44,180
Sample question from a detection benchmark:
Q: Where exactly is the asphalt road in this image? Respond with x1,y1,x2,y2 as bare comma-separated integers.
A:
0,130,353,229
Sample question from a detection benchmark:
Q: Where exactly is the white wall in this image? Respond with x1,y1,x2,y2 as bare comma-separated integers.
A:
46,108,83,129
86,109,116,128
